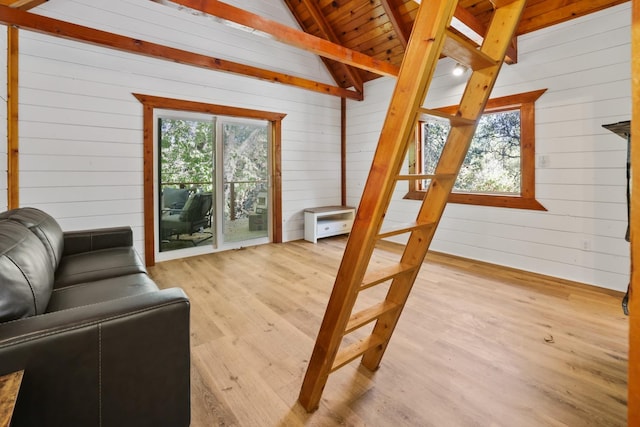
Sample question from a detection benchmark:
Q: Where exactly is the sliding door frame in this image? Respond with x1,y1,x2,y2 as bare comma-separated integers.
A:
134,93,286,266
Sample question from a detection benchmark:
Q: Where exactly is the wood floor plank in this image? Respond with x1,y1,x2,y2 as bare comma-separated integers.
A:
149,237,628,426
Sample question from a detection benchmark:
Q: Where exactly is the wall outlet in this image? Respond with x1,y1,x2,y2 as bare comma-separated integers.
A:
580,239,592,251
537,154,550,168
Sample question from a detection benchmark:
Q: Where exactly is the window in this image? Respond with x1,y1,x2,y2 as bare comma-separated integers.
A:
406,89,547,210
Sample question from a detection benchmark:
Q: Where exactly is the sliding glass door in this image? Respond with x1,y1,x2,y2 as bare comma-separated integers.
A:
220,120,269,243
156,112,270,259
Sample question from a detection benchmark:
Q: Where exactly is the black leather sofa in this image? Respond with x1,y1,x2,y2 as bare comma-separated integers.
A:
0,207,190,427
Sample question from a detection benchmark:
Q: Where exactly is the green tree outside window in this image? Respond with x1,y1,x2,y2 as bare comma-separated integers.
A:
423,110,521,194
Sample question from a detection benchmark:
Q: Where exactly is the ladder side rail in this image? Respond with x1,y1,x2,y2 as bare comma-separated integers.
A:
360,0,529,370
360,227,435,370
298,0,460,412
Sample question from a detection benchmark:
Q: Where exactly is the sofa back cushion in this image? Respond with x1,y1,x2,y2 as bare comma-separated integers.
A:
0,207,64,269
163,186,189,210
0,220,55,322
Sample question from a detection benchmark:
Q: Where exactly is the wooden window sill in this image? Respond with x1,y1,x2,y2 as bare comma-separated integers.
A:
404,190,547,211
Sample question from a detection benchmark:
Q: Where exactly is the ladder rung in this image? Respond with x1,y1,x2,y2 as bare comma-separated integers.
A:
331,334,385,372
345,301,400,334
442,29,498,71
417,107,475,126
377,221,435,239
361,263,416,290
396,173,436,181
396,173,457,181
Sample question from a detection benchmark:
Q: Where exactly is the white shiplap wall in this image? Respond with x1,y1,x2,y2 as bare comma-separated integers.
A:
346,3,631,292
16,0,342,259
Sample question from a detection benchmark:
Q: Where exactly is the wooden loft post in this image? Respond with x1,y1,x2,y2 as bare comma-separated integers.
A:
341,97,347,207
7,25,18,209
629,0,640,424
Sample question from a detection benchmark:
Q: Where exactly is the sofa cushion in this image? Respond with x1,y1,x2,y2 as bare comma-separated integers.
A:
0,207,64,270
62,227,134,257
0,220,55,322
163,187,189,210
179,191,198,221
55,246,147,288
46,273,159,312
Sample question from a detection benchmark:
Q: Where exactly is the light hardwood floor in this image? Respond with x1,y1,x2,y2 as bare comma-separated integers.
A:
148,237,628,426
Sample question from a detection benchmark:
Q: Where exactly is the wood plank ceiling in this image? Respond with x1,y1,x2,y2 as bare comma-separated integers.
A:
282,0,630,90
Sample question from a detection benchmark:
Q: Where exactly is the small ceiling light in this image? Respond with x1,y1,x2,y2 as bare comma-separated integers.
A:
453,63,467,76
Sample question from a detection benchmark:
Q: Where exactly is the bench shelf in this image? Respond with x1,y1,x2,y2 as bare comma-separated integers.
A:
304,206,355,243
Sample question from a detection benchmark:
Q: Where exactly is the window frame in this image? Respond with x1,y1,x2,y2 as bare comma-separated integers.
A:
405,89,547,211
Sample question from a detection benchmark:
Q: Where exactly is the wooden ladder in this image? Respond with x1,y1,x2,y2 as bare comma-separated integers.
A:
298,0,527,412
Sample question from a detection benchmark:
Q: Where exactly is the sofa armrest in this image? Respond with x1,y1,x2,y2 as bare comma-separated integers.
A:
62,226,133,256
0,288,190,427
0,287,187,344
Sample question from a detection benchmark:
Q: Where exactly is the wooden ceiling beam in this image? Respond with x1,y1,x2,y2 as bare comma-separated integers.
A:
298,0,364,93
167,0,399,78
0,5,362,100
380,0,410,48
282,0,355,91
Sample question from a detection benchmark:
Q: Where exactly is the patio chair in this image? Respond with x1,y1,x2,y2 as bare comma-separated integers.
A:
161,191,213,244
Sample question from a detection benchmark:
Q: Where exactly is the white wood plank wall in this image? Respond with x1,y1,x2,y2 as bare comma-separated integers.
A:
15,0,341,258
346,3,632,292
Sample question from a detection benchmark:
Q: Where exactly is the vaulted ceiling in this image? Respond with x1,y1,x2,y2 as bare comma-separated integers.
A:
0,0,631,99
281,0,630,90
